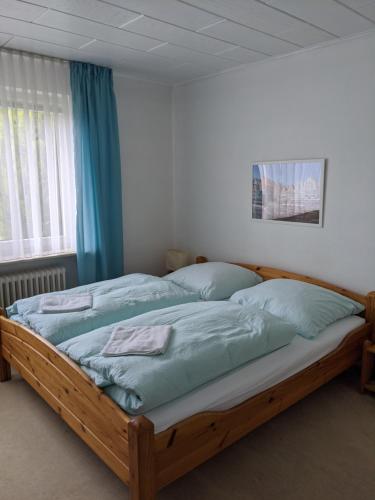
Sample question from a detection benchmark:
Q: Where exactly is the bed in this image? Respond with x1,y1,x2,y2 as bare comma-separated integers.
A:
1,259,374,500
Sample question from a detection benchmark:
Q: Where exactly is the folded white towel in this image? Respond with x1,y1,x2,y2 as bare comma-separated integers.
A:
101,325,172,357
40,294,93,314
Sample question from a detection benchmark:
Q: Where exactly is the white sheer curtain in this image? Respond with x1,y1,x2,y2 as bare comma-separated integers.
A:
0,50,76,261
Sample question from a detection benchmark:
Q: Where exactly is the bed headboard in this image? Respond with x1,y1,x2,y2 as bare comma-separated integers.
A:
195,256,375,336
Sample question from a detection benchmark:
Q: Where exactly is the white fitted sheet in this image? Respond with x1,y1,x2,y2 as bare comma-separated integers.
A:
146,316,365,433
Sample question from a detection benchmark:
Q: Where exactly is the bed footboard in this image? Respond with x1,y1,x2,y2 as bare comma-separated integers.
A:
0,311,158,500
0,313,133,486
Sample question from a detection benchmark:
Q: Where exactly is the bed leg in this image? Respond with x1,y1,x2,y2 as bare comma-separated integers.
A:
0,357,11,382
0,310,11,382
128,416,156,500
361,339,374,393
365,291,375,342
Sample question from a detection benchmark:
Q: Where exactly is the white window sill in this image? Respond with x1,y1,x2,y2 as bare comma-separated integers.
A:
0,252,76,267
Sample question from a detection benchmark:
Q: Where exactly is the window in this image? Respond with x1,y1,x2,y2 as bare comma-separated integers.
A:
0,50,76,262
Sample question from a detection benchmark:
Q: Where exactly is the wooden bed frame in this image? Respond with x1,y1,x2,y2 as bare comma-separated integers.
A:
1,259,374,500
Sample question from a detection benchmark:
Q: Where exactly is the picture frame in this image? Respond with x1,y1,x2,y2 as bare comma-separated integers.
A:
251,158,325,227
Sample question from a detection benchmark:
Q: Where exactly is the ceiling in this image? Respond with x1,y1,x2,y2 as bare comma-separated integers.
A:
0,0,375,84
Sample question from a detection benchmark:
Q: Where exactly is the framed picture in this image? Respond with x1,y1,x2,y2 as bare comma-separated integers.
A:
251,159,325,227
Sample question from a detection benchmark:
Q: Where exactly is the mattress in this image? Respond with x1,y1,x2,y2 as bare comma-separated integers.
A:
146,315,365,433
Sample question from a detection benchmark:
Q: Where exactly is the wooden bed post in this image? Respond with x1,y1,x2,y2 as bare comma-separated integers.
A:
0,308,11,382
195,256,208,264
365,292,375,341
128,416,156,500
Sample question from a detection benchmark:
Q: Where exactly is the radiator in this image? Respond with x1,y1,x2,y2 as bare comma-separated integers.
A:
0,267,66,309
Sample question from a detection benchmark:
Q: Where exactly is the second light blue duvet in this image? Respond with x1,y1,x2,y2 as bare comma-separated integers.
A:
58,301,297,414
7,274,200,345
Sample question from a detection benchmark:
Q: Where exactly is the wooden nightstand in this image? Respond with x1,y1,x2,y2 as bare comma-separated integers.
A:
361,340,375,393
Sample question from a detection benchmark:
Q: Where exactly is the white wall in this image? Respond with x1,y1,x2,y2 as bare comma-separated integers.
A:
173,33,375,293
114,75,173,276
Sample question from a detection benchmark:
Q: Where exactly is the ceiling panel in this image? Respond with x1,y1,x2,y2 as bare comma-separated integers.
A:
35,10,161,51
263,0,374,36
148,43,238,70
184,0,303,33
5,36,82,60
27,0,140,27
81,40,177,71
200,20,300,55
1,0,375,85
339,0,374,6
111,63,197,84
79,40,140,66
0,0,46,22
0,33,12,46
339,0,375,22
122,15,235,54
277,24,335,46
0,15,92,49
4,37,154,73
105,0,223,30
214,46,268,64
141,62,226,83
184,0,337,46
122,59,244,84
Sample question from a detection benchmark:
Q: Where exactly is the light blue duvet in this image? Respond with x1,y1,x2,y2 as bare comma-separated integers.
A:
7,274,199,345
58,301,297,415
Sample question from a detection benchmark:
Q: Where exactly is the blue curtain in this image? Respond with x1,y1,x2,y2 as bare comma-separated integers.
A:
70,62,124,285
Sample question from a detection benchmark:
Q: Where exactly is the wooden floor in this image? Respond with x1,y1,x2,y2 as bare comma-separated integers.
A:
1,367,375,500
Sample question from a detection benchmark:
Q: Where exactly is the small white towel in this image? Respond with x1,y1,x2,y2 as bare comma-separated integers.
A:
101,325,172,357
40,294,93,314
